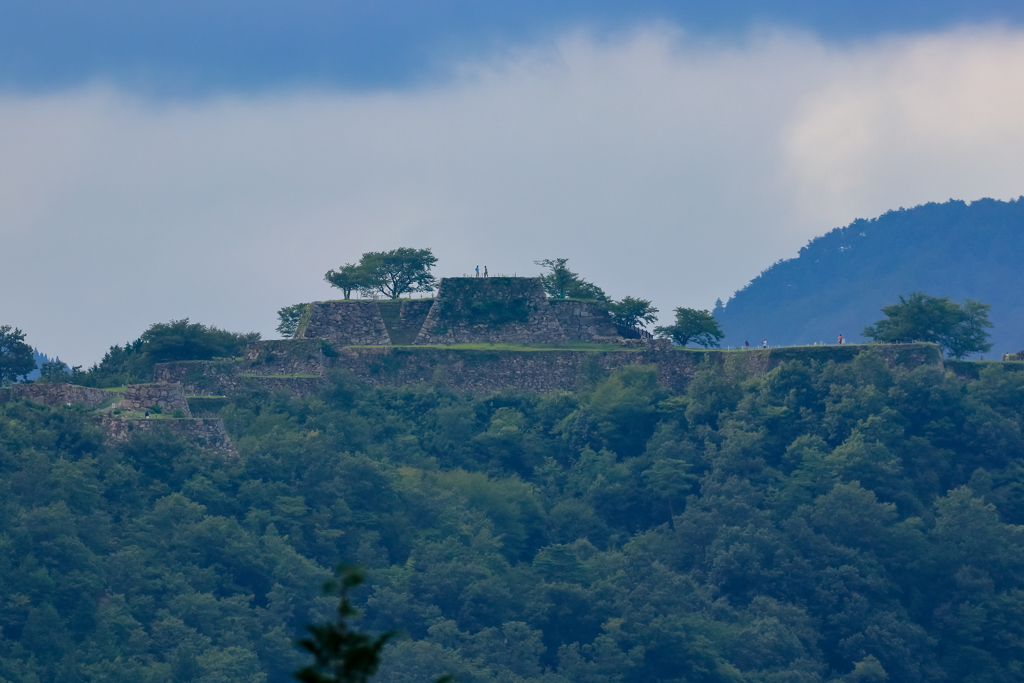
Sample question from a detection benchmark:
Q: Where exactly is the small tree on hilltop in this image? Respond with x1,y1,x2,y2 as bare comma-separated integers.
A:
608,297,659,335
655,308,724,348
277,304,309,338
535,258,607,300
351,248,437,300
862,291,992,359
949,299,995,359
325,264,368,300
0,325,36,386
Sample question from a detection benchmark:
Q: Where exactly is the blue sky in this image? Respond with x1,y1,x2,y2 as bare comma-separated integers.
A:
3,2,1024,363
4,1,1024,93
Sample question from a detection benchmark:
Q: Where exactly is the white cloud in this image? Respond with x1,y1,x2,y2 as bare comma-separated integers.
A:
1,24,1023,363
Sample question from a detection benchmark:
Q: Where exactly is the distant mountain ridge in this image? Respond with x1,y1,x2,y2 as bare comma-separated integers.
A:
715,198,1024,357
25,348,62,380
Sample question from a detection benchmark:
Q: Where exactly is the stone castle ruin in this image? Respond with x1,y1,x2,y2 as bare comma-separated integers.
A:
2,276,952,436
294,277,620,346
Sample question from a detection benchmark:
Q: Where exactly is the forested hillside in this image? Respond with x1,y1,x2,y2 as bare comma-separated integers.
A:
715,198,1024,356
4,353,1024,681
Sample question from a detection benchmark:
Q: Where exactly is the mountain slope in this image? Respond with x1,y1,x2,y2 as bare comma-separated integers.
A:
715,198,1024,356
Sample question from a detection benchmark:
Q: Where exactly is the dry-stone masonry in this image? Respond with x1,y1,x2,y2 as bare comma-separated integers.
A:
548,299,620,342
153,361,325,398
120,382,191,416
154,361,238,395
1,383,121,409
296,301,391,346
396,300,434,343
414,277,567,344
150,341,943,397
241,339,326,375
102,417,235,454
285,280,621,347
326,342,943,394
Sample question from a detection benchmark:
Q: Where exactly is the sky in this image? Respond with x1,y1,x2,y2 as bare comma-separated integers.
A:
3,1,1024,365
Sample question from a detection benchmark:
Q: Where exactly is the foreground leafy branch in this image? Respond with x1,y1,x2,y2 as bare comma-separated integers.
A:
295,566,394,683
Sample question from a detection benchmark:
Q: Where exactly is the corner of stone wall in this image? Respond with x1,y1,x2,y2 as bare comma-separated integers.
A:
298,301,392,346
547,299,620,341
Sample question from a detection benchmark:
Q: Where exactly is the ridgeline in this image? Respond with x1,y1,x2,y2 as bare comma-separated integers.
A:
715,197,1024,357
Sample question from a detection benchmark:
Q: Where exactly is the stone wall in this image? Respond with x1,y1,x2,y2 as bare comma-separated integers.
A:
296,301,391,346
154,342,943,398
414,277,566,344
548,300,620,341
1,383,121,409
154,360,327,397
330,342,944,394
241,339,326,376
247,376,325,398
120,383,192,416
102,417,235,454
153,361,239,395
377,300,434,345
334,346,649,392
397,300,434,343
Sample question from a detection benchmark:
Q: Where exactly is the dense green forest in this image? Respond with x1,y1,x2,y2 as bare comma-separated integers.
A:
715,198,1024,357
4,352,1024,682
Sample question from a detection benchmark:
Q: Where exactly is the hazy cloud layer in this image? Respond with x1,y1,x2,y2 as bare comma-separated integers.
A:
3,25,1023,363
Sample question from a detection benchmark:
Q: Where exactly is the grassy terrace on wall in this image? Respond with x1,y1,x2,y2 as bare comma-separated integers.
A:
945,359,1024,379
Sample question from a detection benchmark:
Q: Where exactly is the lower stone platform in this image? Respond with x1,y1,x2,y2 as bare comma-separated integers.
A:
101,417,236,455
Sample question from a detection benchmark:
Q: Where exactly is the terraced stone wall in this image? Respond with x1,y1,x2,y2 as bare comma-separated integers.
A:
414,277,565,344
102,417,235,454
241,339,326,375
156,342,943,397
395,300,434,344
1,383,120,409
296,301,391,346
153,361,325,397
330,343,943,394
121,383,192,416
153,361,238,395
548,299,620,341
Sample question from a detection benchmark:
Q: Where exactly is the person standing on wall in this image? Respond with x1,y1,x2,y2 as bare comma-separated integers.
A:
838,334,843,345
484,266,488,277
475,266,479,277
